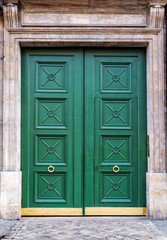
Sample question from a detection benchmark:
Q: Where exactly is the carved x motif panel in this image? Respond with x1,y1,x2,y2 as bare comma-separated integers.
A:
101,173,131,202
36,173,66,202
101,63,131,92
36,99,66,128
101,136,131,164
101,100,131,128
35,135,66,165
36,62,67,92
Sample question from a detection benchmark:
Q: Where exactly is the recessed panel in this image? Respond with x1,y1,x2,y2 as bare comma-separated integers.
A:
101,136,131,165
35,99,66,128
35,135,66,165
36,62,67,92
100,173,132,203
101,63,131,92
101,100,131,128
35,173,66,203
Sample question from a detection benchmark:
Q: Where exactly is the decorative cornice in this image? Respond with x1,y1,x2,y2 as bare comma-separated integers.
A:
149,1,167,6
150,4,165,28
3,0,19,4
5,26,161,36
3,3,18,28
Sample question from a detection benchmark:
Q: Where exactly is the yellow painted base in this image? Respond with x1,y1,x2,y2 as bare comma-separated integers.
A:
22,207,146,216
21,208,82,216
85,207,147,216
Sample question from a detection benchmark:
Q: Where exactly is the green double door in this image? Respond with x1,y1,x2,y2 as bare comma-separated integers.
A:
21,48,147,216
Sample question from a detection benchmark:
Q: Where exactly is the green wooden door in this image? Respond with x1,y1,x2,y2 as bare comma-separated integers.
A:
21,48,146,215
84,49,147,214
21,49,83,214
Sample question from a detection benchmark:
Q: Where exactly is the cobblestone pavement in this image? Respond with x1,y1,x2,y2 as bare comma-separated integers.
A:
0,220,17,239
2,217,167,240
151,221,167,238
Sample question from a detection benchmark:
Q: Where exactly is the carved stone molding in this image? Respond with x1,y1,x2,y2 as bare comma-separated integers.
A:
3,3,18,28
3,0,19,3
150,5,165,28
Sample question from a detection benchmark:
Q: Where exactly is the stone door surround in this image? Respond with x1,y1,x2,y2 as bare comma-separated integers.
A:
0,2,167,219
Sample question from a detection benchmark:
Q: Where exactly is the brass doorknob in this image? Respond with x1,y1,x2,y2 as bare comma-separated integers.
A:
113,165,120,173
48,165,54,173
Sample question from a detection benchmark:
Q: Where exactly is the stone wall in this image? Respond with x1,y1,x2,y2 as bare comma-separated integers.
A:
0,0,167,220
0,12,4,218
0,13,3,171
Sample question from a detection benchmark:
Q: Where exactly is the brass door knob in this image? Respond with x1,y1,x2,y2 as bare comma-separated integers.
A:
113,165,120,173
48,165,54,173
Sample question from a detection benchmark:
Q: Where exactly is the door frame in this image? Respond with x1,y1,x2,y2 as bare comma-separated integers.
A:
1,26,166,219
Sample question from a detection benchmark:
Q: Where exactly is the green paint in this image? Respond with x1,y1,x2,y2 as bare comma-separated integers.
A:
21,48,147,212
21,49,83,208
84,49,147,208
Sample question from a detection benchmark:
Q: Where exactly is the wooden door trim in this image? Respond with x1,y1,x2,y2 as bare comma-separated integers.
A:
21,208,83,216
21,207,146,216
85,207,146,215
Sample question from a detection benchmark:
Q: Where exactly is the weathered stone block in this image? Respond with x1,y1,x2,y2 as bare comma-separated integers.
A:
147,173,167,219
0,171,21,219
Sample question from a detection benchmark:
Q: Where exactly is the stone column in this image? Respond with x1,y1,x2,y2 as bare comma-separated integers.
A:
0,1,4,173
0,2,21,219
147,2,167,219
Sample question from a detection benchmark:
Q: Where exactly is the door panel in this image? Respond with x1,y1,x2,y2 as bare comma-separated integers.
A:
21,49,83,209
84,49,146,209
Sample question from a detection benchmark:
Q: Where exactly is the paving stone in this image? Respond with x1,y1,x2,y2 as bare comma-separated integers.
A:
89,237,100,240
1,217,167,240
0,220,17,239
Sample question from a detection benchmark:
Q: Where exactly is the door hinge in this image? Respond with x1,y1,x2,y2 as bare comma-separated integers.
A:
147,135,150,157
